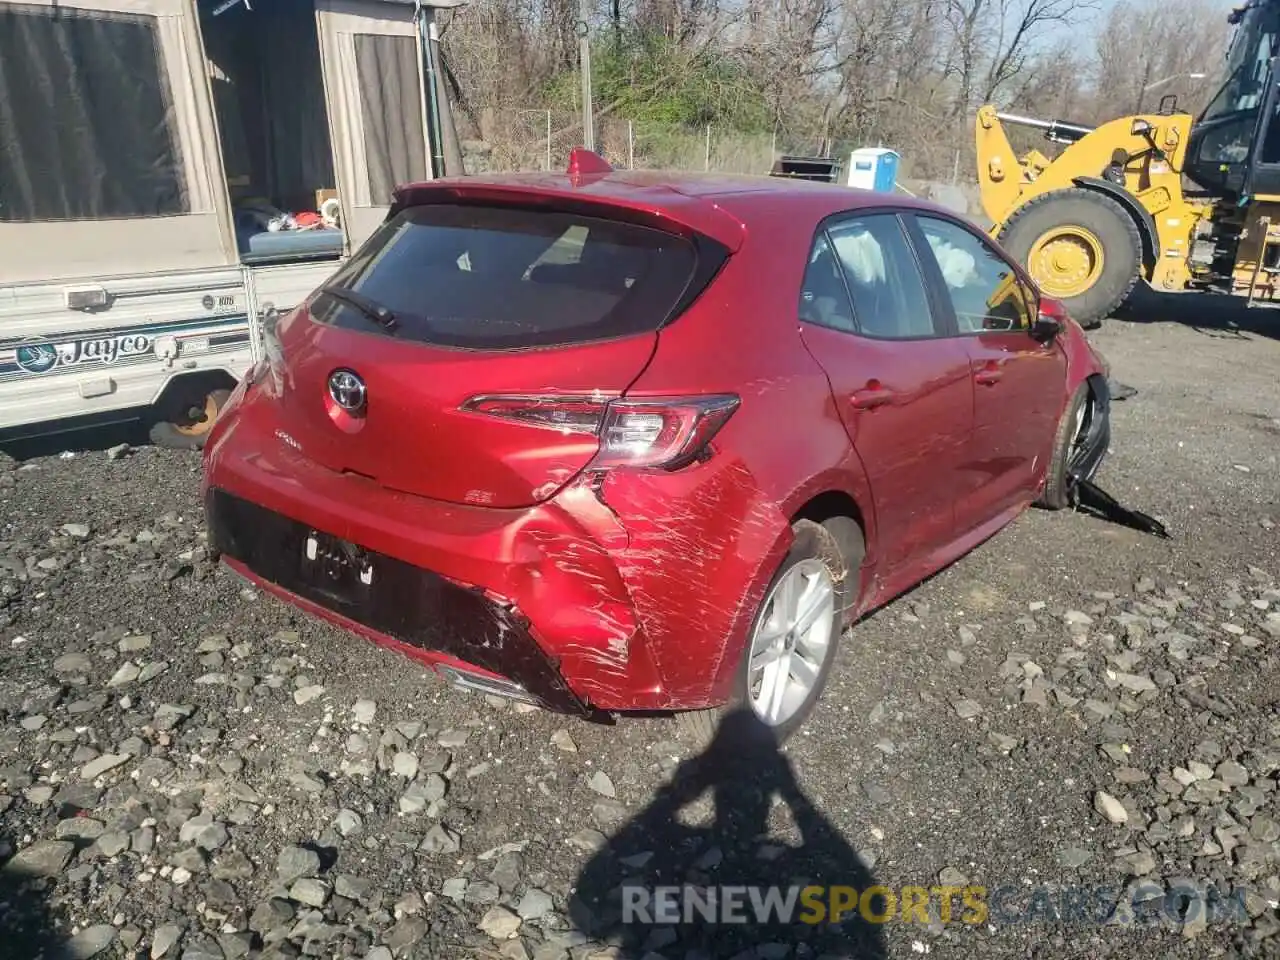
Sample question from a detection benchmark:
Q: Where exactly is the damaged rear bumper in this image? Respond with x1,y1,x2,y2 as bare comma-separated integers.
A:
206,489,591,714
201,396,793,714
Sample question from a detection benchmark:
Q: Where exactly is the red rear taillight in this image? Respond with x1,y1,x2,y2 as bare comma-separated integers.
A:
461,393,740,471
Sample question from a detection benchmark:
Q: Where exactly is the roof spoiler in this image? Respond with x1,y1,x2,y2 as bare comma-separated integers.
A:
567,148,613,179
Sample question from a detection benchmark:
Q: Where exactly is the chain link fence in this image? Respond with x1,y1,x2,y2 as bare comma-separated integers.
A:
455,107,986,218
462,107,830,177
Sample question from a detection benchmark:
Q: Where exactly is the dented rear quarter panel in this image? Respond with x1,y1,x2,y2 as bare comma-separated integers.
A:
599,201,880,706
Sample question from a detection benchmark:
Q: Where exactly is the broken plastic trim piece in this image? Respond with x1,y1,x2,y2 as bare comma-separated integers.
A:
1069,477,1171,539
1108,378,1138,401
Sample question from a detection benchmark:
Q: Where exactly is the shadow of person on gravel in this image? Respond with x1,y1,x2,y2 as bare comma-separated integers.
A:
569,708,888,959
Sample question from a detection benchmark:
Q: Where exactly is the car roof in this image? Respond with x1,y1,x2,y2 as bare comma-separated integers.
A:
393,168,959,252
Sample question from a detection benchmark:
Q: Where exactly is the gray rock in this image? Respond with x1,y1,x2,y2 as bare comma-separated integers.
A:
275,845,321,883
938,866,968,886
288,772,325,794
551,729,578,752
421,774,448,803
478,905,522,939
438,728,470,748
334,875,373,902
352,699,377,724
988,732,1019,753
392,752,419,779
289,878,330,908
119,634,152,653
53,652,93,676
566,828,607,853
195,822,229,851
151,922,184,958
952,698,982,719
63,924,117,958
1112,671,1157,693
107,661,141,686
3,839,74,877
293,685,324,705
1122,849,1157,875
335,809,363,836
95,831,130,857
1094,791,1129,824
420,824,461,854
491,851,522,892
138,662,169,683
216,933,251,960
248,898,295,934
464,880,501,904
210,850,254,881
587,770,616,798
1250,816,1280,843
517,887,554,920
178,937,223,960
56,817,105,840
1216,760,1250,787
1082,699,1114,722
442,877,468,901
383,918,429,952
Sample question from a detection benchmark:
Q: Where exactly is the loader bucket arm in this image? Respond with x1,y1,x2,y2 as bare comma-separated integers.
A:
976,105,1024,228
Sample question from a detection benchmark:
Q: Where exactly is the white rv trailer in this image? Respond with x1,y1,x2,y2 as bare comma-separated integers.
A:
0,0,464,446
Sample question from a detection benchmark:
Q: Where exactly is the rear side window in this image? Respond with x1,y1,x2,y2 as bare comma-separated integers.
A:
314,204,710,349
828,216,936,339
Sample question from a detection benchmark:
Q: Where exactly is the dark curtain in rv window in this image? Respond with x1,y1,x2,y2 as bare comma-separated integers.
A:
354,34,429,204
0,5,187,222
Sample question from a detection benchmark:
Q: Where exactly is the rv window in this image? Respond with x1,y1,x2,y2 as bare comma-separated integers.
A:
354,35,429,203
0,6,186,222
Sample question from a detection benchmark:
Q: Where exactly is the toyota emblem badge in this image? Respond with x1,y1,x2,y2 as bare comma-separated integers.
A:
328,369,367,413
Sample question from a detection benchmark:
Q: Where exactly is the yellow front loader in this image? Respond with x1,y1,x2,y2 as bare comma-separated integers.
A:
976,0,1280,328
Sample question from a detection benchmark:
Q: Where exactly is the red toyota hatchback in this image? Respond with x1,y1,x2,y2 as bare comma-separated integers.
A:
202,152,1110,741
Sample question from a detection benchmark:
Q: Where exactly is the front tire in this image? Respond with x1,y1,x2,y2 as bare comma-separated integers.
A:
999,188,1142,330
1037,377,1110,510
676,517,862,746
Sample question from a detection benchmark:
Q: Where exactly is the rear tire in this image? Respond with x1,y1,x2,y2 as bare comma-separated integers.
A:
998,188,1142,330
676,517,863,748
149,387,232,451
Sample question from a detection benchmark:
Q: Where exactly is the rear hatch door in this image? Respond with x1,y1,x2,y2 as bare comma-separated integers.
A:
269,199,726,508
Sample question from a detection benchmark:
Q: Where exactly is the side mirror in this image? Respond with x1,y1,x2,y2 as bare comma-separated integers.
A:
1031,295,1068,341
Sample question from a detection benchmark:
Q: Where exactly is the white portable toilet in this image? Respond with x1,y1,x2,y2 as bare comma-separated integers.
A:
847,147,900,193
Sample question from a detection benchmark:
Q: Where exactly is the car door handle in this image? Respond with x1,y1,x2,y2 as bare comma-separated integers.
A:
850,382,896,409
973,361,1003,386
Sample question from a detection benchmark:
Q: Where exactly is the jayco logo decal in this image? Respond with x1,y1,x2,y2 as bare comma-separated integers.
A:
15,334,155,375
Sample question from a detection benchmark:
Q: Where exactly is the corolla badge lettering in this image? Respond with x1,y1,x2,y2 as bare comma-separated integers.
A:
15,334,154,374
328,369,367,412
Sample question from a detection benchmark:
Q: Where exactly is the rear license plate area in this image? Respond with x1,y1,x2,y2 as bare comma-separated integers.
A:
299,530,375,605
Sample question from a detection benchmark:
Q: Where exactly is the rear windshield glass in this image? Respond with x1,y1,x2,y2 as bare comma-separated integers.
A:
311,203,702,349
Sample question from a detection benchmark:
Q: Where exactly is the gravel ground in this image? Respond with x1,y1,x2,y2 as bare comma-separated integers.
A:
0,296,1278,960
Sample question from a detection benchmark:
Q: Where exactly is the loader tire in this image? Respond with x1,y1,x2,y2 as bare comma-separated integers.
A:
998,188,1142,330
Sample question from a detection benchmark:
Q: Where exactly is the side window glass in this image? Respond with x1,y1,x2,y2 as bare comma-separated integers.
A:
798,234,856,332
827,216,936,339
916,217,1033,333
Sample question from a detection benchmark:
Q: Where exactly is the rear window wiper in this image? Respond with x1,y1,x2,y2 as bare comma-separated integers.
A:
320,284,400,333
